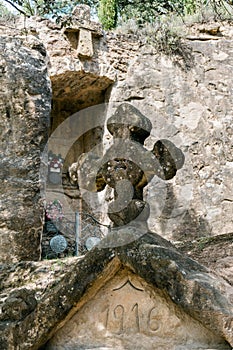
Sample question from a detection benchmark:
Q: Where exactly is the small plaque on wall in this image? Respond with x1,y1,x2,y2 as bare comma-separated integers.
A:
48,151,64,185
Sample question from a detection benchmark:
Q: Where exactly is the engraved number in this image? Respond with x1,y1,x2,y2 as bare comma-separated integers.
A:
148,307,159,332
114,305,124,333
104,304,159,333
104,305,110,329
132,303,140,332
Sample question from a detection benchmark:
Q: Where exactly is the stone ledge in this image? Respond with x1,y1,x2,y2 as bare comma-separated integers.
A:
0,233,232,349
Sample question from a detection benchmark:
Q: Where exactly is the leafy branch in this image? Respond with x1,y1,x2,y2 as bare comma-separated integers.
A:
2,0,28,16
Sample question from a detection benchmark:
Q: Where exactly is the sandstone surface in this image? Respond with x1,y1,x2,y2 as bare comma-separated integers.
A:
107,26,233,242
0,10,232,350
0,234,232,349
0,34,51,263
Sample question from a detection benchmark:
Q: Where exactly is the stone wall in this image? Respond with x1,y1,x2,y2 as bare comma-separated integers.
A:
0,14,140,262
0,34,51,263
0,12,232,350
0,15,232,262
108,25,233,242
13,16,139,169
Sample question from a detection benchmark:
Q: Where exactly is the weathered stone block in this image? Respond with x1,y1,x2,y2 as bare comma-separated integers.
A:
0,36,51,263
45,267,230,350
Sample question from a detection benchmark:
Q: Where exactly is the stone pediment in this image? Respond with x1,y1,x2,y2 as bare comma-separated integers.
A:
1,233,232,349
45,265,230,350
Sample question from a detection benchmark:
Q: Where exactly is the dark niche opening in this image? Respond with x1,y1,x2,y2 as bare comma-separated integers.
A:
41,71,113,260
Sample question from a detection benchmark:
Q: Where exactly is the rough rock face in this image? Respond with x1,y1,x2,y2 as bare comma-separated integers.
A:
0,35,51,263
108,26,233,242
1,16,231,256
13,14,139,167
178,232,233,286
0,11,232,350
0,12,140,262
14,14,139,118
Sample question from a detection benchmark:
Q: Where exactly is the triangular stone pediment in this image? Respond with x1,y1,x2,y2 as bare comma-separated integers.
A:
45,262,229,350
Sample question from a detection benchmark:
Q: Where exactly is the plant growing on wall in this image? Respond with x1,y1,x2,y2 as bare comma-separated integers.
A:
183,0,197,14
98,0,117,29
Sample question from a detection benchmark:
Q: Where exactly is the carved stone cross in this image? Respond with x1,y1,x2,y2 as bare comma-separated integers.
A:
64,5,103,59
69,103,185,230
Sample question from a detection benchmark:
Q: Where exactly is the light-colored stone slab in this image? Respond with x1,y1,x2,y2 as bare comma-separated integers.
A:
45,268,229,350
77,28,94,58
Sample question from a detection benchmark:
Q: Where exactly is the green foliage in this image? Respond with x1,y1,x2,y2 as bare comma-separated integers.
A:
0,1,8,15
117,0,233,26
0,0,16,20
183,0,197,14
98,0,117,29
1,0,233,26
182,0,233,22
1,0,98,20
118,0,181,25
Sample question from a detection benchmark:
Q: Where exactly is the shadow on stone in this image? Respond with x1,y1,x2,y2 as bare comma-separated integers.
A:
173,208,211,242
157,183,210,242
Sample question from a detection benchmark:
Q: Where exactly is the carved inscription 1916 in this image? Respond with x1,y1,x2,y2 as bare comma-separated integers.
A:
102,277,160,335
46,268,226,349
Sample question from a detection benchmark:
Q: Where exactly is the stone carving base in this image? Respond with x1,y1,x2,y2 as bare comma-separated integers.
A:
45,266,228,350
